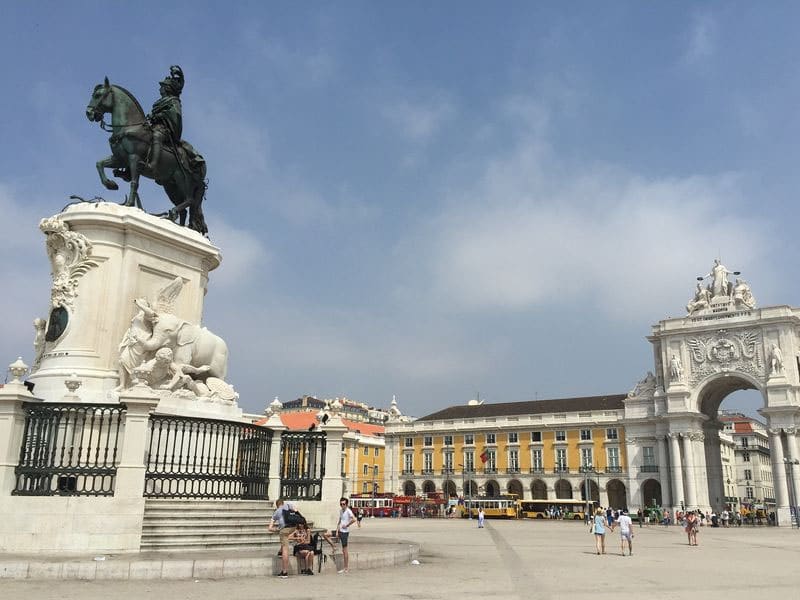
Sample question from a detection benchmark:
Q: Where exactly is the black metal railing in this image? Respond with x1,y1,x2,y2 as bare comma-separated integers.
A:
529,467,544,474
279,430,326,500
13,402,125,496
640,465,660,473
144,415,272,500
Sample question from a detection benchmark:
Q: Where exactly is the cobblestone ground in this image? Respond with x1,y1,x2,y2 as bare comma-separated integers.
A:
2,518,798,600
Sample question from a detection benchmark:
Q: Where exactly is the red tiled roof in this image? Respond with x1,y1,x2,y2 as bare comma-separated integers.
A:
254,412,384,436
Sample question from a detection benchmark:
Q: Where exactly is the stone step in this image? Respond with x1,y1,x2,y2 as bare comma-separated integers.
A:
142,527,270,538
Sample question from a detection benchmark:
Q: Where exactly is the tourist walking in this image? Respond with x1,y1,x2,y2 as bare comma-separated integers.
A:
685,511,699,546
613,509,634,556
591,508,607,555
478,507,485,528
335,497,357,573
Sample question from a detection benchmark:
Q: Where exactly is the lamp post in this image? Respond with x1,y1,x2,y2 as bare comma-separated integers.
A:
459,463,471,520
582,463,593,523
783,458,799,529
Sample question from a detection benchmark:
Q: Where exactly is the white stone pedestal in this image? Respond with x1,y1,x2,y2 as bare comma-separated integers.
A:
28,203,221,403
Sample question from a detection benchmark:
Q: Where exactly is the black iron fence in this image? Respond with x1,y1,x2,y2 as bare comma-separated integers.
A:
144,415,272,500
279,430,326,500
13,402,126,496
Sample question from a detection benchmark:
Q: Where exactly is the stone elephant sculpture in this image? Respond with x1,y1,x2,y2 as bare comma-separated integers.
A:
136,312,229,380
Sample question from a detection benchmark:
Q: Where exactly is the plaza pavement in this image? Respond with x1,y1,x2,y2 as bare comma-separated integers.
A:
1,517,798,600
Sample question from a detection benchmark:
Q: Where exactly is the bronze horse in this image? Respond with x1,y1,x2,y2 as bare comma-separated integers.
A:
86,77,208,234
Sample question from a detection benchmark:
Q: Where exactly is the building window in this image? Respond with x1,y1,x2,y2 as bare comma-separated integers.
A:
606,428,618,440
423,453,433,472
531,431,542,442
363,464,369,475
373,465,379,477
556,448,567,471
364,446,369,456
532,449,543,470
423,436,432,447
743,452,750,462
607,447,620,469
508,432,519,444
486,433,496,444
746,487,754,499
580,429,592,441
464,433,474,445
555,430,566,442
643,446,655,466
485,450,496,472
443,452,453,471
403,454,413,473
581,448,593,468
464,451,475,472
444,435,453,446
363,482,369,493
744,469,752,480
509,449,519,471
375,447,379,457
742,438,749,448
404,437,413,448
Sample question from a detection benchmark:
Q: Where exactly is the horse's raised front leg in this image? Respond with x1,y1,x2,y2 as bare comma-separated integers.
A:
126,153,143,209
96,155,120,191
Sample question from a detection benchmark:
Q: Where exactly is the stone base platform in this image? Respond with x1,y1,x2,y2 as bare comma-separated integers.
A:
0,536,419,581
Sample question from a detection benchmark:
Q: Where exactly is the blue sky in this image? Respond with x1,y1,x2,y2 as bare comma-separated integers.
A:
2,2,798,418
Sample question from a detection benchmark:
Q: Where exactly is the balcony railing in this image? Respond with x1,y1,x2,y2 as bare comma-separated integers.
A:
421,469,434,475
441,468,454,475
401,469,415,475
553,466,570,474
529,467,544,474
505,467,521,474
606,466,623,474
484,467,497,474
640,465,660,473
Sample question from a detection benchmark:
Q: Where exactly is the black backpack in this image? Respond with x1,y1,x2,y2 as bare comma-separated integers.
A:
284,507,306,527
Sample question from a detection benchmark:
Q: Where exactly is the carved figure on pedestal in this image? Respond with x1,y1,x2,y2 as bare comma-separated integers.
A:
732,278,756,310
706,259,733,298
140,347,212,394
687,282,712,315
669,353,684,383
769,344,784,376
628,371,657,399
116,276,229,392
117,303,151,390
32,318,47,372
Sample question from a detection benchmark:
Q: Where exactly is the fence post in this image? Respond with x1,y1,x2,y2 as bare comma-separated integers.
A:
320,413,347,508
0,363,40,496
116,386,159,498
264,412,286,502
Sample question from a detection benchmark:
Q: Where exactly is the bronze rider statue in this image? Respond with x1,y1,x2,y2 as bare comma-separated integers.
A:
147,65,184,174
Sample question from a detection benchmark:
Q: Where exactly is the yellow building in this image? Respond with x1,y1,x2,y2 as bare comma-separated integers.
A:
342,421,386,497
384,394,630,508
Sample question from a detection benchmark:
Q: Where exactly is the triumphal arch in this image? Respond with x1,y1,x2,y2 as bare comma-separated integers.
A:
623,260,800,525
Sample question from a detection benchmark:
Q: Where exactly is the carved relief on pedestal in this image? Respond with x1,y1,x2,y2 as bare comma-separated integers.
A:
40,216,99,310
686,329,764,385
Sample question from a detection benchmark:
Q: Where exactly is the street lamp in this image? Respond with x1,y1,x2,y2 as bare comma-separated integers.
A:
459,463,472,520
783,458,799,529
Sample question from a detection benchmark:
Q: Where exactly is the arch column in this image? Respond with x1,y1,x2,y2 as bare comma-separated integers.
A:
668,433,684,510
784,427,800,512
768,428,790,511
657,435,672,507
682,433,698,508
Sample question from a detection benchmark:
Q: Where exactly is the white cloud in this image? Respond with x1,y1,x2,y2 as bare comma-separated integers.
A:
381,94,455,143
401,111,771,322
683,11,718,66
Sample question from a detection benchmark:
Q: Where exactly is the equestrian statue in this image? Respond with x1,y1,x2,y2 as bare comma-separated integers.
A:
85,66,208,235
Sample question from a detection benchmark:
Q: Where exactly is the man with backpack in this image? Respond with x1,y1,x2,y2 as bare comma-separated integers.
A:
268,498,304,578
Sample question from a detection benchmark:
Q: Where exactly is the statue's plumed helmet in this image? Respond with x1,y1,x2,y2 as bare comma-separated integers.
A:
159,65,184,96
